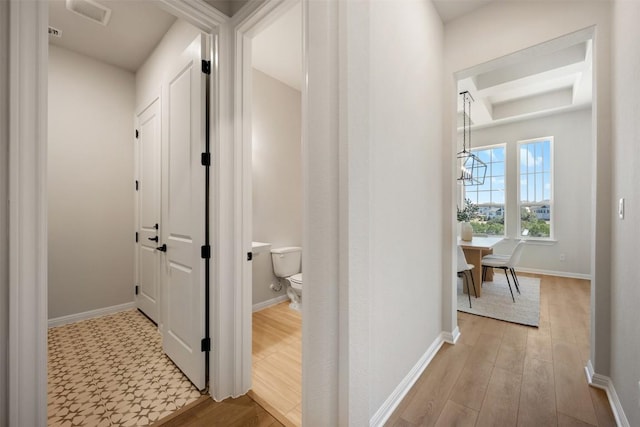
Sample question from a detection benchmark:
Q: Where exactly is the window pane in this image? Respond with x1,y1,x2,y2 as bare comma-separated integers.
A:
477,150,491,162
536,173,544,202
466,145,506,236
477,191,491,204
492,161,504,176
519,139,553,238
491,148,504,162
492,176,505,192
492,190,505,204
543,172,551,200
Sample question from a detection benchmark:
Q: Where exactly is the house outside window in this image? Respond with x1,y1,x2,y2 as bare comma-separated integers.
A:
465,144,506,235
518,137,554,239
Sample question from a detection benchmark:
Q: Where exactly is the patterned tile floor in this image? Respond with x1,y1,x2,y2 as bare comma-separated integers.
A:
48,310,202,427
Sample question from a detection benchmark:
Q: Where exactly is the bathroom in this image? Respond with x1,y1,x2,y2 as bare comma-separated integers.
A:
249,3,303,425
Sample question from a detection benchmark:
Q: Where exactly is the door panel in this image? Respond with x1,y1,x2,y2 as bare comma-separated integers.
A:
161,34,207,391
136,98,161,323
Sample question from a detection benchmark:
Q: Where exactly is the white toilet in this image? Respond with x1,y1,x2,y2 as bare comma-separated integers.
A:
270,246,303,310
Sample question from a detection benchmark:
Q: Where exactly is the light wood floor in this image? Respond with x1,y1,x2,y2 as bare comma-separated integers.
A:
249,302,302,427
154,302,301,427
386,274,616,427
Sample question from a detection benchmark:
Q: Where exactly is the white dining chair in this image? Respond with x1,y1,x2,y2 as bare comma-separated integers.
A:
481,240,527,303
457,245,477,308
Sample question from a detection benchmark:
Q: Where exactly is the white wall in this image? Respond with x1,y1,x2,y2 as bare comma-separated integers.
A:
610,1,640,424
135,19,200,109
443,0,612,376
251,69,300,305
304,1,444,422
48,46,135,319
470,109,592,276
369,0,444,417
0,0,8,423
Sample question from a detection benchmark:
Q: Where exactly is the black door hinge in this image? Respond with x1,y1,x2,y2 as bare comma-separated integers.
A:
247,252,253,261
135,129,139,139
135,232,138,243
135,285,139,295
201,152,211,166
135,180,139,191
201,60,211,75
201,245,211,259
201,337,211,352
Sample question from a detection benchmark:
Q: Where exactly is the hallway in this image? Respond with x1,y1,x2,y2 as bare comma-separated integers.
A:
386,275,616,426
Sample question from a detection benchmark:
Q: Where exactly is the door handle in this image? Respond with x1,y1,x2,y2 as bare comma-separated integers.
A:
156,244,167,252
148,236,159,242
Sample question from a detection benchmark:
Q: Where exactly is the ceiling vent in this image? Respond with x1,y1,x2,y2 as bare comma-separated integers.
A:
65,0,112,26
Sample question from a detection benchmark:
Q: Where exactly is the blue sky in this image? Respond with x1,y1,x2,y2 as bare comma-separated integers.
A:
467,139,551,205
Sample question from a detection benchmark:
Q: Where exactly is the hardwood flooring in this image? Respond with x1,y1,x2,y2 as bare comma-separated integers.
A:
152,395,282,426
386,274,616,427
154,275,614,427
154,301,301,427
249,302,302,427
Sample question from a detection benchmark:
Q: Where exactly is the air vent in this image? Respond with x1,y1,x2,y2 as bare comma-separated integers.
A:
48,26,62,38
65,0,111,26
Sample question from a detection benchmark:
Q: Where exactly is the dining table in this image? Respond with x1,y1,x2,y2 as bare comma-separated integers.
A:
458,236,504,297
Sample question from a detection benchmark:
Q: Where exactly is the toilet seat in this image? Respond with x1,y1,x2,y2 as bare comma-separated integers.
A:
290,273,303,291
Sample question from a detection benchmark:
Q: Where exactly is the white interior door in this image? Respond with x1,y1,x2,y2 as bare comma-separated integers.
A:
135,98,161,324
160,34,208,390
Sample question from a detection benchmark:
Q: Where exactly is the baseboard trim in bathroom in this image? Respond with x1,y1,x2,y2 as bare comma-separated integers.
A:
252,295,289,312
48,301,136,328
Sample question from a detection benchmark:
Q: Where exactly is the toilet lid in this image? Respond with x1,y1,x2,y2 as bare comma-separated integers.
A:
290,273,303,290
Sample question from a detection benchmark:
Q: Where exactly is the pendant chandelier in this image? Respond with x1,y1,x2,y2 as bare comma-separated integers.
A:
457,91,487,186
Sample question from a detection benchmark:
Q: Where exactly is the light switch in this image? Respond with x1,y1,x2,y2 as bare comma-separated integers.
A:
619,198,625,219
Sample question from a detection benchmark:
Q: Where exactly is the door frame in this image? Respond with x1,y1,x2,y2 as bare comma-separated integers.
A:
445,25,608,385
7,1,226,424
134,95,162,325
231,0,301,397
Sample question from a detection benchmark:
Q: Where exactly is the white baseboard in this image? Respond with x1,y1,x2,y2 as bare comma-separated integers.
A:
252,295,289,312
515,267,591,280
442,326,460,344
585,361,630,427
48,301,136,328
369,333,446,427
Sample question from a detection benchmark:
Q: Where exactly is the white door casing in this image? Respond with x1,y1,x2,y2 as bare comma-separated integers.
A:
160,34,208,391
9,0,229,421
135,97,162,324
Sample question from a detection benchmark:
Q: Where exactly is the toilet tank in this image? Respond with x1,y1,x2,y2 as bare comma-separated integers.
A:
271,246,302,278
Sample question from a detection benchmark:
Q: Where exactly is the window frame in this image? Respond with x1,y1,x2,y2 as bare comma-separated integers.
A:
465,143,507,236
516,136,554,240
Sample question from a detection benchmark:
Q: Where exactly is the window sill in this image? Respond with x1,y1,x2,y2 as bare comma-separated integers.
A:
518,238,557,246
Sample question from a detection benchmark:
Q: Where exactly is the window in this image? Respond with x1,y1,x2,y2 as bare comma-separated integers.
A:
465,145,506,235
518,137,553,239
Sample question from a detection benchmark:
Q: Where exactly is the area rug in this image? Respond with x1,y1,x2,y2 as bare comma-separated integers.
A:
457,273,540,327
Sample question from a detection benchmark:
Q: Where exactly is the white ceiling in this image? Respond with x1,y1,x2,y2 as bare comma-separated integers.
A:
49,0,591,127
252,2,302,91
432,0,493,23
48,0,177,72
457,36,593,129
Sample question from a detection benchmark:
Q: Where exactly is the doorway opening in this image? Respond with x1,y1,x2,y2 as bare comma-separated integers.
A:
451,27,596,368
236,1,303,425
46,1,217,424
